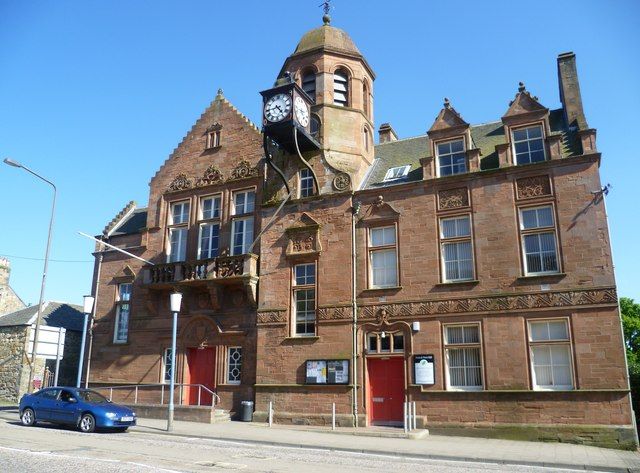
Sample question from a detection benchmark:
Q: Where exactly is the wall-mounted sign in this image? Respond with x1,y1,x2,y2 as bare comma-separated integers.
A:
414,354,435,385
305,359,350,385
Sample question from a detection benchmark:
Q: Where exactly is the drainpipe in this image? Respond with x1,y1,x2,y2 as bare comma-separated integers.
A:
351,197,361,427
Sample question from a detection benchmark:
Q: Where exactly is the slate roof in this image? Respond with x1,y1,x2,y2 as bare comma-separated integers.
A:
109,207,148,236
362,108,578,189
0,302,84,331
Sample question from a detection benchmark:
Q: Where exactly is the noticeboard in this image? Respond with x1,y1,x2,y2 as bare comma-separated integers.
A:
414,354,435,385
305,359,350,385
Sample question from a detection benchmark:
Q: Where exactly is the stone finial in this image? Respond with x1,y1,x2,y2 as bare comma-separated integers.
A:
323,14,331,25
217,88,224,97
443,97,451,109
321,0,331,24
518,82,526,93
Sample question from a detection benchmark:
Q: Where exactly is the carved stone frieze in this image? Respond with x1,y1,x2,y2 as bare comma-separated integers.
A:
229,160,259,181
516,175,552,200
333,172,351,191
257,310,287,325
168,173,193,192
438,187,469,210
195,165,224,187
317,306,350,321
217,256,245,278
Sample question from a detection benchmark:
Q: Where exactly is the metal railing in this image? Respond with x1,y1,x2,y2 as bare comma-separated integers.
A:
92,383,221,407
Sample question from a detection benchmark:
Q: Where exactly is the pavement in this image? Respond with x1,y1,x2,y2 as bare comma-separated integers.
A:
128,417,640,472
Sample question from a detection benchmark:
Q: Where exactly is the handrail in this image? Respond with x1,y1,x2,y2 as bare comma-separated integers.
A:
92,383,220,407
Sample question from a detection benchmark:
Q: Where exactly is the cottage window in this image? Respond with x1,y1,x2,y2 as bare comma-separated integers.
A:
513,125,545,165
167,200,190,263
231,189,255,255
198,195,221,259
114,283,132,344
437,139,467,176
440,215,474,282
299,168,314,198
444,324,483,390
301,71,316,102
333,69,349,107
519,205,559,275
227,347,242,384
368,226,398,288
293,262,316,336
528,319,573,390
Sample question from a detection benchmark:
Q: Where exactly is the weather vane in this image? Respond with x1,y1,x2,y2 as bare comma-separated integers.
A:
319,0,332,24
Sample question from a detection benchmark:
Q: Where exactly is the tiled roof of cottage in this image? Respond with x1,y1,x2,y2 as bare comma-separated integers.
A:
362,108,578,189
0,301,84,331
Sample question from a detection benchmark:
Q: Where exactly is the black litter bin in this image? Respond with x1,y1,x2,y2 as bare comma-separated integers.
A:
241,400,254,422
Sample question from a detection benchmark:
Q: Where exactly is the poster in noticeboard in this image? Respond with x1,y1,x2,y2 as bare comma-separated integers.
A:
414,354,435,385
305,359,350,385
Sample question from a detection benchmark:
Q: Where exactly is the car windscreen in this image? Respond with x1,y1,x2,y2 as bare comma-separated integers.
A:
77,390,109,403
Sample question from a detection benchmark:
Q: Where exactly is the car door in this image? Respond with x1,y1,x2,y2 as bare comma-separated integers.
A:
53,389,80,424
34,388,60,421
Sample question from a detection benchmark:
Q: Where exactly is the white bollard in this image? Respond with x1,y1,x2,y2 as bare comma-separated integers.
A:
268,401,273,427
412,401,417,430
403,401,408,433
332,403,336,430
408,401,413,432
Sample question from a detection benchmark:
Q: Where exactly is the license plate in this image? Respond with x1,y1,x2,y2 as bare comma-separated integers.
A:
121,416,134,422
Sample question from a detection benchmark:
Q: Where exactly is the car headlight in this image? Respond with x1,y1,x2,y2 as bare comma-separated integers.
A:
105,412,118,419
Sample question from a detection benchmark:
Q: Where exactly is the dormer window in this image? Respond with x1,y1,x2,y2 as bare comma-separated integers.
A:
205,124,222,149
302,71,316,103
383,165,410,181
333,69,349,107
437,139,467,176
513,125,545,165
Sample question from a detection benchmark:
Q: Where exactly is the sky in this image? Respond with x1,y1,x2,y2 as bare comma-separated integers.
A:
1,0,639,307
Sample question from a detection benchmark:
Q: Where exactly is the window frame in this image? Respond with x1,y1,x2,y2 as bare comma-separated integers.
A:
298,168,314,198
435,138,467,177
230,188,256,256
527,318,574,391
167,200,190,263
206,129,221,149
366,332,405,354
383,165,410,182
301,70,316,103
226,346,243,385
518,204,561,276
511,123,546,165
113,282,132,344
367,224,399,289
292,261,317,337
333,68,350,107
197,194,222,260
442,322,484,391
439,214,475,282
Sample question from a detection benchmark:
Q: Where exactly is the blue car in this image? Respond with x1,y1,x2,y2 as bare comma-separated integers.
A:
19,387,137,433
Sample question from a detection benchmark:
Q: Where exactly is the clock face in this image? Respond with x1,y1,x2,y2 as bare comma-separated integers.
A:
294,96,310,127
264,93,292,122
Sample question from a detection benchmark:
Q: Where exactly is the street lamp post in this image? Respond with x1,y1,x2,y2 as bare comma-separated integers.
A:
77,295,95,388
167,292,182,432
3,158,56,393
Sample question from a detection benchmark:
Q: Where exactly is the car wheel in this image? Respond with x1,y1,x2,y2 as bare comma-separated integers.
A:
79,413,96,433
21,408,36,427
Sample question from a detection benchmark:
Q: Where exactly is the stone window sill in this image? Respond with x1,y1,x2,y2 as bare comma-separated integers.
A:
435,280,480,287
282,336,320,342
361,286,403,294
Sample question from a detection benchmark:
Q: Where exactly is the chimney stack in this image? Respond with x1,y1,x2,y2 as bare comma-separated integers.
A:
378,123,398,144
557,52,588,130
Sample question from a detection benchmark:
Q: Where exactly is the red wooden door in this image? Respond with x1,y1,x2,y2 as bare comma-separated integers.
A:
186,347,215,405
367,357,405,425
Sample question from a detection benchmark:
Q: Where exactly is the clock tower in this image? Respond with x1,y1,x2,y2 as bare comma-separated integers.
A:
266,15,375,196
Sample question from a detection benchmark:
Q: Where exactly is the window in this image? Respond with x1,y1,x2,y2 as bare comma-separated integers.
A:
231,190,255,255
367,332,404,353
363,127,370,152
293,262,316,336
519,205,559,275
333,69,349,106
363,81,370,118
383,165,410,182
513,125,545,165
227,347,242,384
114,283,132,344
198,195,221,259
206,129,221,149
167,201,189,263
444,324,483,390
301,71,316,102
162,348,173,383
528,319,573,390
437,139,467,176
368,226,398,288
440,215,474,282
299,168,314,198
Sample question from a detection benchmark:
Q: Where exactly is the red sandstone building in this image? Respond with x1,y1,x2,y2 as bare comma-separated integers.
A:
88,17,635,448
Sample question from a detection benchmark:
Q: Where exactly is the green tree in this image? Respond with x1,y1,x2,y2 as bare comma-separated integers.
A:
621,297,640,365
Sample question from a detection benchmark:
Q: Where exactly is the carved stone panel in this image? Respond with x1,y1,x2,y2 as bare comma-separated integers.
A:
516,175,552,200
438,187,469,210
229,160,259,181
195,165,224,187
168,173,193,192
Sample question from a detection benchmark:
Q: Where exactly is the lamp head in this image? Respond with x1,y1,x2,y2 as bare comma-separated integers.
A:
82,295,95,314
3,158,22,168
170,292,183,313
